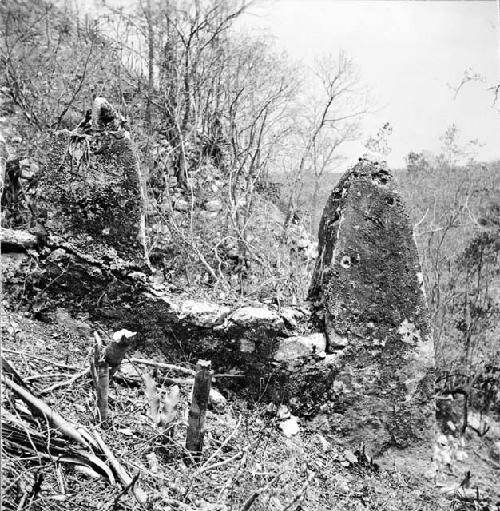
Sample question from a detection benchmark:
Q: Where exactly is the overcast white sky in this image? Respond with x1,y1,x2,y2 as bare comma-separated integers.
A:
237,0,500,168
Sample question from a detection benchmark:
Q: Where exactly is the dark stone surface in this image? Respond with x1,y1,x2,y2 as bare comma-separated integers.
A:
309,159,435,454
35,98,142,265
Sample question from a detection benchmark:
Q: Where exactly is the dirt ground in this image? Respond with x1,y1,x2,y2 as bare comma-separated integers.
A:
2,304,499,511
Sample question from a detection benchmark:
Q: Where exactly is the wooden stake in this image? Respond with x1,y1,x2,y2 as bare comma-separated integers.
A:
104,334,135,378
96,361,109,422
90,333,109,422
185,360,212,456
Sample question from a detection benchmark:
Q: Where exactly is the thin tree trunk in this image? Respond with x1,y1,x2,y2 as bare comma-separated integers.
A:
311,175,320,234
145,0,154,132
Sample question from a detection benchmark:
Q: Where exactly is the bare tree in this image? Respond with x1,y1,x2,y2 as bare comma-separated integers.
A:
222,35,297,291
282,53,367,236
0,1,119,131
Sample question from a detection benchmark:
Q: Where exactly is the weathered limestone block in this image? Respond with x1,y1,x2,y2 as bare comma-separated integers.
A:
36,97,142,264
178,300,231,327
309,159,435,453
274,333,327,362
227,306,283,328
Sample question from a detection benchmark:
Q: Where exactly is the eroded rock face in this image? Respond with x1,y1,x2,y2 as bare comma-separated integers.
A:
309,159,435,453
36,97,142,264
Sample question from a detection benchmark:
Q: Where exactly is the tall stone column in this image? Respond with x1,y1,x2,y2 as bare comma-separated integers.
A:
37,97,143,265
309,159,435,454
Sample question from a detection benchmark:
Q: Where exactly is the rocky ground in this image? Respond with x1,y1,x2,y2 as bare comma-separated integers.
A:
2,303,500,511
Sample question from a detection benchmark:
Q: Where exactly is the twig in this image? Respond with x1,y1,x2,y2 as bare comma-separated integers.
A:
110,471,141,510
2,349,83,370
126,358,196,376
24,373,68,382
7,407,42,465
239,472,284,511
2,356,27,388
197,418,241,472
239,489,265,511
54,38,95,129
38,368,90,395
282,470,315,511
473,449,500,470
196,449,245,474
114,372,194,386
217,449,249,502
413,208,429,241
158,496,196,511
213,373,245,378
91,428,148,505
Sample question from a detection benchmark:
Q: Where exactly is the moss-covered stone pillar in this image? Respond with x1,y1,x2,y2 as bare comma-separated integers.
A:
309,159,435,454
37,97,143,265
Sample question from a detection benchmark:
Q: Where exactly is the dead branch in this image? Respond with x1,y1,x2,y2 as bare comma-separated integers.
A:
126,358,196,376
282,470,315,511
196,449,246,474
239,472,283,511
110,471,141,509
2,356,28,389
38,368,90,396
2,349,83,370
196,418,241,473
24,373,70,382
2,375,98,450
1,407,115,484
91,428,148,505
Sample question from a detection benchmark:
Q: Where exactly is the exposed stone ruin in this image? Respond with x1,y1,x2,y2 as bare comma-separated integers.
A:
35,96,143,265
1,99,435,458
309,159,435,453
